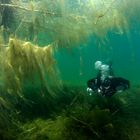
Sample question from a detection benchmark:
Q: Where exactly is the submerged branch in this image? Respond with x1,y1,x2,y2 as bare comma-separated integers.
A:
111,109,119,116
0,4,60,16
70,115,101,138
95,0,118,24
69,92,82,106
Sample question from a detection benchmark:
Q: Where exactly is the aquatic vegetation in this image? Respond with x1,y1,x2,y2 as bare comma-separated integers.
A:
15,100,132,140
0,38,62,102
0,0,139,140
0,94,19,140
0,36,62,139
64,106,114,140
16,106,114,140
16,117,67,140
0,0,136,47
0,86,139,140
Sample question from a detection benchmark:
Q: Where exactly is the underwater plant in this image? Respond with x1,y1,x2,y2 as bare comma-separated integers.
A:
0,36,64,139
0,0,134,47
15,106,114,140
0,38,62,103
0,1,139,140
15,103,125,140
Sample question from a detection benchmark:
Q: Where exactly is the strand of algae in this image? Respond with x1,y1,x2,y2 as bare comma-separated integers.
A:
70,115,101,138
0,38,62,101
0,3,59,16
1,0,127,48
95,0,117,24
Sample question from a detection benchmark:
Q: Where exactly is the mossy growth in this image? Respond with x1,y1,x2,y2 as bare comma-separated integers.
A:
64,106,114,140
15,89,138,140
16,117,67,140
0,38,62,102
0,95,20,140
16,106,115,140
16,103,128,140
0,87,139,140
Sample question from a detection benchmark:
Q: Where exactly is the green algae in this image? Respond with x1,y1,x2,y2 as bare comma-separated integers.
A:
0,87,139,140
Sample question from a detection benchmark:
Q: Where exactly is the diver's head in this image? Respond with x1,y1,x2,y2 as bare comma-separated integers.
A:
95,61,102,70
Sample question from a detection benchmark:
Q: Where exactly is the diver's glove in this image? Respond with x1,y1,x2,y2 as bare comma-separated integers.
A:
87,87,93,95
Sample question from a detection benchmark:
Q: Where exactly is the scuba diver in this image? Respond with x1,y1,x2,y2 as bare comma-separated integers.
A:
87,61,130,96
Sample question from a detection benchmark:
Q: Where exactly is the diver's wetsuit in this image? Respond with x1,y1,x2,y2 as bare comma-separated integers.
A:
87,77,130,96
87,61,130,96
87,63,130,96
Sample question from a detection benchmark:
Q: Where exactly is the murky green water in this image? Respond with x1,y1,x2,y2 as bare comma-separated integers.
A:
0,0,140,140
